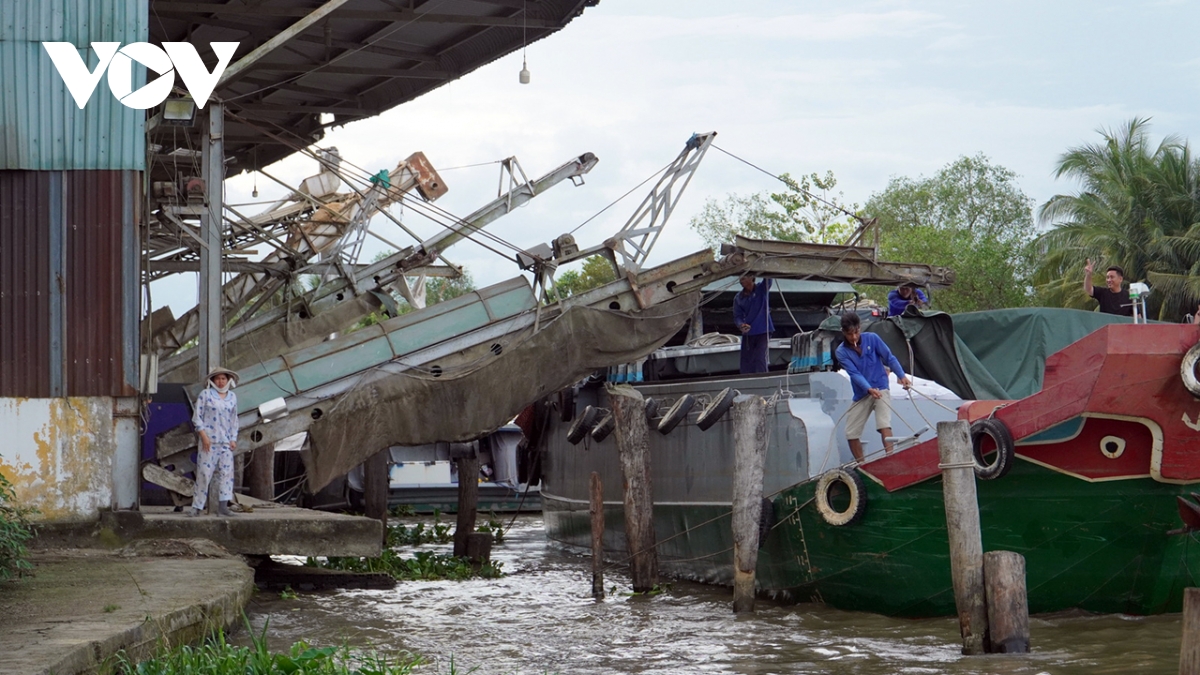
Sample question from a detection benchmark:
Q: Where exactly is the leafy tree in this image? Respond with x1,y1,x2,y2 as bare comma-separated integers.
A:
422,269,476,306
689,171,857,251
352,250,477,329
553,255,618,299
1033,118,1200,319
863,154,1037,314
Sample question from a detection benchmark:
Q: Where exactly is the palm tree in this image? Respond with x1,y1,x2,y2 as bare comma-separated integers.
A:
1033,118,1200,319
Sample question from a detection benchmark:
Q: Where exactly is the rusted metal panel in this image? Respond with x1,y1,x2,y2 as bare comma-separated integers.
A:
0,169,138,397
0,0,147,170
0,171,53,397
65,171,138,396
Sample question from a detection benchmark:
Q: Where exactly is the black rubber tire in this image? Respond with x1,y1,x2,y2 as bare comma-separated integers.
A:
566,405,598,445
814,468,867,526
590,412,615,443
656,394,696,435
758,497,775,547
1183,341,1200,398
645,397,660,423
559,387,577,422
971,417,1015,480
696,388,736,431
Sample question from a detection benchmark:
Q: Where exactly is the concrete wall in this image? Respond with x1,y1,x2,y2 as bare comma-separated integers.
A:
0,396,124,521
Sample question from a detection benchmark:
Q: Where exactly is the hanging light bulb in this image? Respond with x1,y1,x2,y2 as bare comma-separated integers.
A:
518,0,530,84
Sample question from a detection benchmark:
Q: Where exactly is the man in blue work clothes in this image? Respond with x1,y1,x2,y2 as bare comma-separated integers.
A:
836,312,912,462
887,282,928,316
734,274,773,374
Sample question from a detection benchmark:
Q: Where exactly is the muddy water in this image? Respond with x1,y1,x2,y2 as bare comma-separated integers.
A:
242,517,1182,674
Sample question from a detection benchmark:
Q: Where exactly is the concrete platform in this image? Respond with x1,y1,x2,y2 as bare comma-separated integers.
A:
0,543,253,675
35,497,383,558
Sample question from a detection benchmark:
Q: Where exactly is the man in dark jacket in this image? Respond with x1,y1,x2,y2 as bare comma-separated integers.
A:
734,274,773,374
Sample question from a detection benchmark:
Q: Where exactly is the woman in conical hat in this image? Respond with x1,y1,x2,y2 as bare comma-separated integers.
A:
188,366,240,517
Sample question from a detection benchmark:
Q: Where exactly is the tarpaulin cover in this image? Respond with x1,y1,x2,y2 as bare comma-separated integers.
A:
950,307,1133,399
303,292,699,491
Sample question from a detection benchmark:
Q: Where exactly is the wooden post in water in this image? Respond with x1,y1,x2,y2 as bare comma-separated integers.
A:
246,442,275,501
608,384,658,592
364,447,389,541
984,551,1029,653
453,442,480,558
938,419,988,655
731,394,768,613
590,471,605,599
1181,588,1200,674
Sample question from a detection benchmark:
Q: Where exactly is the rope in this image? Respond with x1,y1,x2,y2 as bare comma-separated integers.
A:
937,461,976,470
569,160,673,235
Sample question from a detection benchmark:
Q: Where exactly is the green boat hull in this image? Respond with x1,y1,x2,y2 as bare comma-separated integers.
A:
544,458,1200,617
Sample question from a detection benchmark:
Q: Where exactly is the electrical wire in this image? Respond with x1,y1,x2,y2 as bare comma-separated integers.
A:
711,143,864,224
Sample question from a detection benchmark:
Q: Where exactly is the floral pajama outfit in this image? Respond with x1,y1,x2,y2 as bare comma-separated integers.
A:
191,387,239,510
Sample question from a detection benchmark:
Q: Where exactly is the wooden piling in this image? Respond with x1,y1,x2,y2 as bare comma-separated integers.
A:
938,419,988,655
731,394,768,613
453,443,480,558
984,551,1029,653
364,448,389,536
465,532,493,565
246,442,275,501
590,471,605,599
608,384,658,593
1181,588,1200,674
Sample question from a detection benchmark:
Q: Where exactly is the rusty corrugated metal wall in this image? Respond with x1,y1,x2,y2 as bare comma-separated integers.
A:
0,170,139,397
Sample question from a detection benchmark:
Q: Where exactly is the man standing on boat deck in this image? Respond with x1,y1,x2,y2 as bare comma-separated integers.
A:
836,313,912,463
734,274,774,374
1084,259,1133,317
887,282,928,316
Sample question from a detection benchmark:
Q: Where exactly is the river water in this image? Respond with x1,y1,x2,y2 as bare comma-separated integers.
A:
242,516,1182,674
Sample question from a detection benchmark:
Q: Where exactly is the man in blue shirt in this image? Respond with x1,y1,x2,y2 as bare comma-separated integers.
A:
835,312,912,462
734,274,774,374
887,282,928,317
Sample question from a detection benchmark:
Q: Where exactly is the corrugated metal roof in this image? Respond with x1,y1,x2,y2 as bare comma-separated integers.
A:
147,0,599,177
0,0,147,170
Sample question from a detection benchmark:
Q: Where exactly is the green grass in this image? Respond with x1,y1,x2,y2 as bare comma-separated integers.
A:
108,619,424,675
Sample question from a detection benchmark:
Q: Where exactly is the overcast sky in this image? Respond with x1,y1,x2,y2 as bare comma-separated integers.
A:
156,0,1200,314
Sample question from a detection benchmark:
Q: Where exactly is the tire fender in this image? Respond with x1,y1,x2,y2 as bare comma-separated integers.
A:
696,388,736,431
566,405,598,445
1182,341,1200,397
657,394,696,435
970,417,1015,480
814,468,867,526
590,412,615,443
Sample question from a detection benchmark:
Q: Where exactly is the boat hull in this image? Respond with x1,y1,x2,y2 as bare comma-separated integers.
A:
544,458,1200,616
